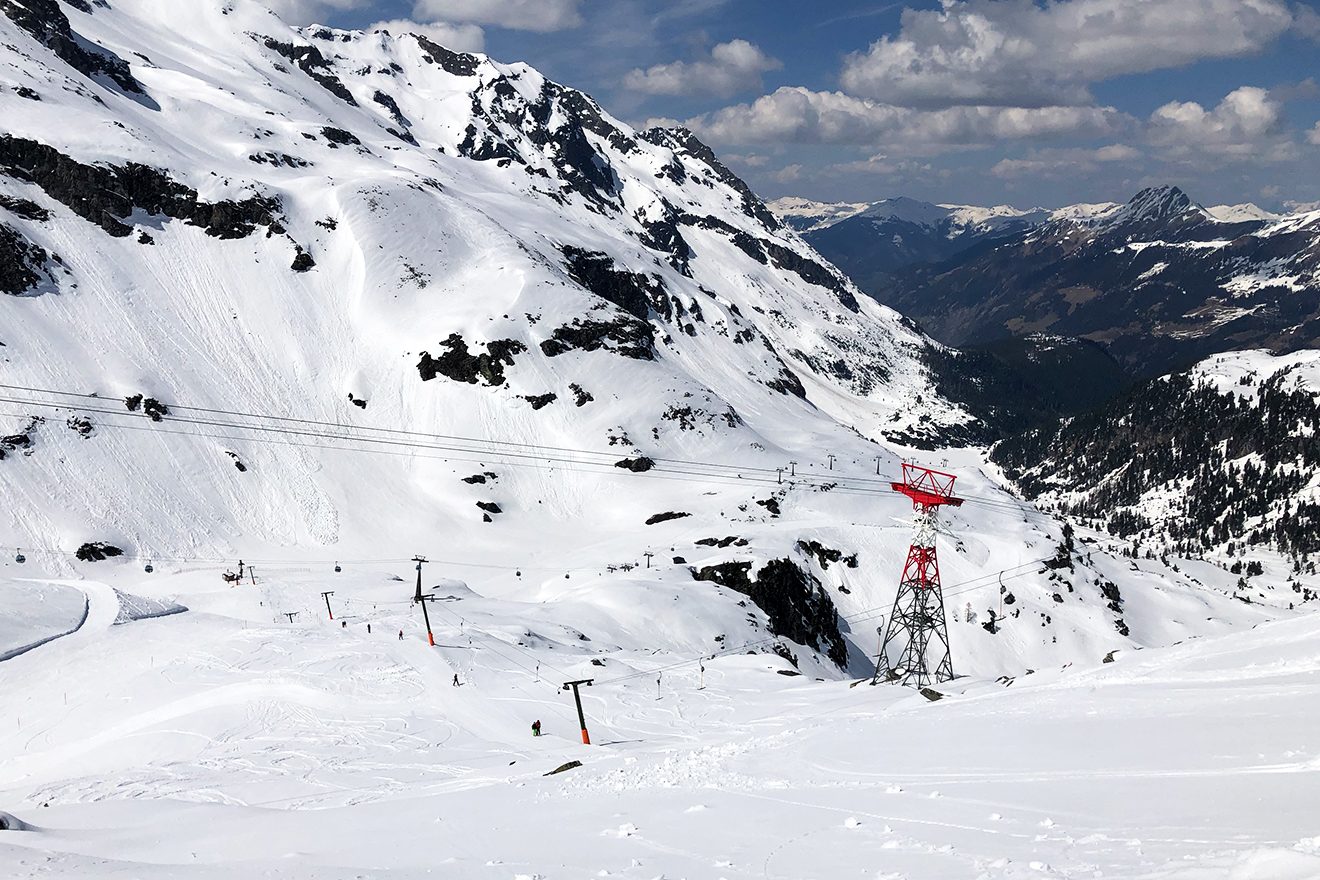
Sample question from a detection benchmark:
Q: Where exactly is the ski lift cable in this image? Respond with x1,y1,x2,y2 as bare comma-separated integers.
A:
0,400,920,508
0,385,1052,511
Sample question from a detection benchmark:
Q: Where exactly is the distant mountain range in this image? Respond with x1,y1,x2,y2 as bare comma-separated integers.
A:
771,189,1320,377
991,349,1320,565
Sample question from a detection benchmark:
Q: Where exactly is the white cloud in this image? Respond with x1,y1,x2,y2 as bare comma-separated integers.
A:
839,0,1294,108
991,144,1141,178
624,39,781,97
1295,4,1320,41
1148,86,1289,158
1309,121,1320,146
412,0,582,32
686,87,1126,147
826,153,935,177
369,19,486,53
723,153,771,167
771,164,804,183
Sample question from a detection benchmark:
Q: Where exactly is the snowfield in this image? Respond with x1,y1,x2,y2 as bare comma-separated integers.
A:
2,563,1319,879
1,1,1318,877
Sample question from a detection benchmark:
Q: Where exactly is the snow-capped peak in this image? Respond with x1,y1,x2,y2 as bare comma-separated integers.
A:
1108,185,1205,227
1205,203,1281,223
765,197,871,232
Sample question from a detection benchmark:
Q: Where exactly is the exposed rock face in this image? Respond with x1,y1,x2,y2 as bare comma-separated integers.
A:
0,221,52,295
0,195,50,221
0,0,143,94
540,317,654,361
692,558,847,667
0,137,282,239
417,334,526,386
75,541,123,562
645,511,690,525
796,540,857,570
261,37,357,105
561,246,666,321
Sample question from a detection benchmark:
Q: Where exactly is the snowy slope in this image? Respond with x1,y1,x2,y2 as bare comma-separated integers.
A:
0,0,1304,681
1206,202,1282,223
0,0,966,552
2,5,1318,875
0,564,1317,879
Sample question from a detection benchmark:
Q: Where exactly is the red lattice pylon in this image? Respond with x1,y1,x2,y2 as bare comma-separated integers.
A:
872,463,963,687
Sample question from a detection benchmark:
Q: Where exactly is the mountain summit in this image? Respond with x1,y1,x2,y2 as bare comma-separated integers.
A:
793,184,1320,376
0,0,994,568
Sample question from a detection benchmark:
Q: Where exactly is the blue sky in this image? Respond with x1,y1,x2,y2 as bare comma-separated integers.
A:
280,0,1320,211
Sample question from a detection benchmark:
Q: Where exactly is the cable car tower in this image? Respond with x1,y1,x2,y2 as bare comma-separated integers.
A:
873,463,963,687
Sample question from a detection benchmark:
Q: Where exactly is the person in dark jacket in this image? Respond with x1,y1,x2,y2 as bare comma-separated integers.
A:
531,720,542,737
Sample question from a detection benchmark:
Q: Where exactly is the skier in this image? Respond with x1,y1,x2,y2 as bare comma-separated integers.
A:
366,623,372,634
341,620,346,629
452,674,460,687
398,629,404,640
531,719,542,737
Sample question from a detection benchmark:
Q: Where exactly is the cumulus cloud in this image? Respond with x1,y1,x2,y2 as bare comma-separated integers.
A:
413,0,582,32
1148,86,1288,158
839,0,1294,108
368,19,486,53
826,154,936,177
686,86,1126,147
1309,121,1320,146
624,39,781,97
723,153,771,167
991,144,1141,178
1295,3,1320,41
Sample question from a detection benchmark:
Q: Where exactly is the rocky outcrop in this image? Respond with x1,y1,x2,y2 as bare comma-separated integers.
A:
0,221,52,295
262,37,357,106
692,558,847,667
0,137,282,239
0,0,144,94
75,541,123,562
645,511,690,525
417,334,526,386
540,317,654,360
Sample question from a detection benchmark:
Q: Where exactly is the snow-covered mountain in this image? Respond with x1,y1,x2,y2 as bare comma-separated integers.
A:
2,6,1317,875
765,196,872,233
992,349,1320,598
879,185,1320,376
0,0,1283,686
1206,202,1282,223
768,195,1048,295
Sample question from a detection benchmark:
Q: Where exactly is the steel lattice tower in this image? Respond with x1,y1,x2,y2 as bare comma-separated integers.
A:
873,463,963,687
